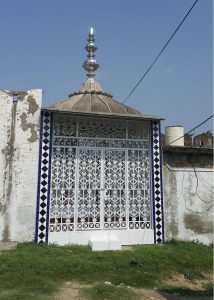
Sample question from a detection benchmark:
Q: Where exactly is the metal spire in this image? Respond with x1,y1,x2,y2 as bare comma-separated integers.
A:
83,27,99,81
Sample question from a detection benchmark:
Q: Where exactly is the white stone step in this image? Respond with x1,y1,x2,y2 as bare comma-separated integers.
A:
88,238,122,251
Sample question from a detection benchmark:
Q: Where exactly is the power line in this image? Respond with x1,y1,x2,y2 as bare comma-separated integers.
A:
198,173,214,191
194,171,214,203
191,161,214,202
182,173,213,214
123,0,199,104
163,114,214,150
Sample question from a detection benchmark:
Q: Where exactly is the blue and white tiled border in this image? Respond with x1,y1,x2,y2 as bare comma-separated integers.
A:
151,120,164,244
35,114,164,244
35,111,53,243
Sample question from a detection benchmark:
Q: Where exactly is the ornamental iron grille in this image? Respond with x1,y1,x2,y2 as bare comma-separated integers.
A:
77,149,101,229
49,115,153,232
104,150,126,229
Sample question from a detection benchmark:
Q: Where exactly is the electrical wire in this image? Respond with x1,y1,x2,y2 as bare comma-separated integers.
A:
163,114,214,150
182,172,214,214
191,161,214,203
197,173,214,191
123,0,199,103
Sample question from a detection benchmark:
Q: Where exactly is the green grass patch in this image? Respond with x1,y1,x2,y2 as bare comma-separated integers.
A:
0,240,212,299
80,283,140,300
0,288,52,300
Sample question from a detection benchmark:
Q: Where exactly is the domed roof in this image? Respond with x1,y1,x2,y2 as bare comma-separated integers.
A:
50,79,142,116
49,27,142,117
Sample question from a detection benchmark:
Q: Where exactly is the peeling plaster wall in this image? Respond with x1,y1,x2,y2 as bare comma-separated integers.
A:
1,96,213,245
0,89,42,242
163,148,213,245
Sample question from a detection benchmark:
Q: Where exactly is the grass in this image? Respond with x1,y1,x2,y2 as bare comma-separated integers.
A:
159,282,213,297
0,240,212,299
80,283,140,300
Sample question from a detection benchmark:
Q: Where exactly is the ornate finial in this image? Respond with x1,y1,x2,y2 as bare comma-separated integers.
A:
83,27,99,81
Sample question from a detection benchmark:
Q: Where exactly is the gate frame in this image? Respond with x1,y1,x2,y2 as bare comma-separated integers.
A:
35,111,164,244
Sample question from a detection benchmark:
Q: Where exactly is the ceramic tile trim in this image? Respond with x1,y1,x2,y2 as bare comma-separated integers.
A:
151,120,164,244
35,111,53,243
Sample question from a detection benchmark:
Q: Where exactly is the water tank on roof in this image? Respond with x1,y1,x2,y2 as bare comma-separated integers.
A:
165,125,184,147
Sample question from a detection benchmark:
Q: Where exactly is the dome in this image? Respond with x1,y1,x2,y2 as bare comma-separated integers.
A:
49,79,142,116
49,27,142,117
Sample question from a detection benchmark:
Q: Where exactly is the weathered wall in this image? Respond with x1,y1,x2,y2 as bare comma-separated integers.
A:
0,89,42,242
163,147,213,245
1,100,213,245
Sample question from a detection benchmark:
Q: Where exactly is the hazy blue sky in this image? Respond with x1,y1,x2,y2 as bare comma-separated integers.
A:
0,0,213,133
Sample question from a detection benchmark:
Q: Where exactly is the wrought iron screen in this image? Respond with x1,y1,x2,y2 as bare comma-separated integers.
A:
49,115,151,232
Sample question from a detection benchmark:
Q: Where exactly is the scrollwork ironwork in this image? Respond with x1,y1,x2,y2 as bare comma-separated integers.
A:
50,115,151,232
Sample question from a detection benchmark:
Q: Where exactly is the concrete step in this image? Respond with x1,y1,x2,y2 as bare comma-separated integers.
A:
88,238,122,251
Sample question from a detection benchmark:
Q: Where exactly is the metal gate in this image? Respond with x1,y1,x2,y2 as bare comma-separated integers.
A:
49,146,151,233
36,113,164,245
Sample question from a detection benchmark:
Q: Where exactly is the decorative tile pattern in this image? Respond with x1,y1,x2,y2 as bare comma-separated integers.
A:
35,111,52,243
151,120,164,244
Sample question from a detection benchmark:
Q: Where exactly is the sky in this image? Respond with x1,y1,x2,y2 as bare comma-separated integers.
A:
0,0,213,134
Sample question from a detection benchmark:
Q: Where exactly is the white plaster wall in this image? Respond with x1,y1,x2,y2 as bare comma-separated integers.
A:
163,164,213,245
0,89,42,242
0,91,13,240
1,92,213,245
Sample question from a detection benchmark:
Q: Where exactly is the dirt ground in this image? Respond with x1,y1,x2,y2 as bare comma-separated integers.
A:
55,273,213,300
0,242,17,251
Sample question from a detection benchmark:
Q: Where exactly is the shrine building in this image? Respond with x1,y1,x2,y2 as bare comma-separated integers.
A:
0,28,165,250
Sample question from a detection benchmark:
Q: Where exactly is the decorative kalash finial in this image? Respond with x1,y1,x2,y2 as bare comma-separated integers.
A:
83,27,99,81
